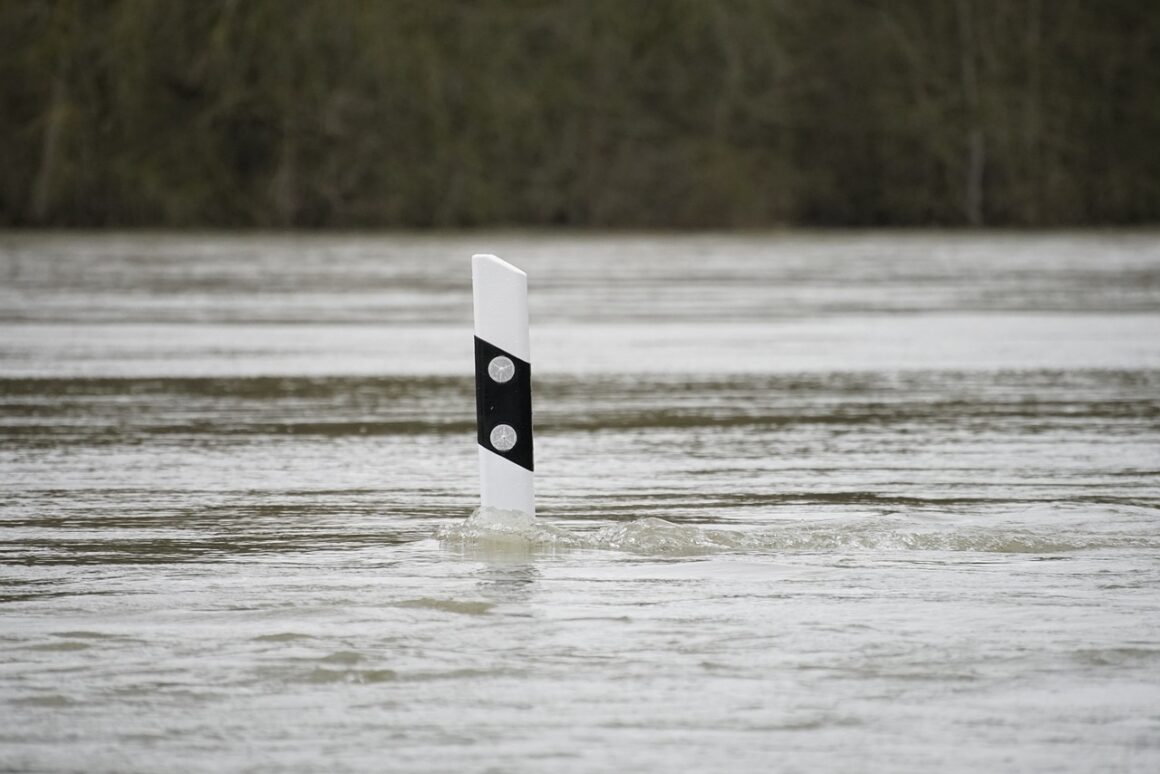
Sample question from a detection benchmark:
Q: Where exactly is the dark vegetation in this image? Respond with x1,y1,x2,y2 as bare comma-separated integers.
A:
2,0,1158,228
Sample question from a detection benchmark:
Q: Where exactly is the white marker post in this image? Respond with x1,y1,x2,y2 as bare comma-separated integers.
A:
472,254,534,516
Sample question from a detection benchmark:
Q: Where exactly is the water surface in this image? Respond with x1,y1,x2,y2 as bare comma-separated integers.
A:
2,232,1159,772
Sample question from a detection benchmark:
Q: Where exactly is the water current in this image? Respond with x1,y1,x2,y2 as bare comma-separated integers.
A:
2,232,1159,772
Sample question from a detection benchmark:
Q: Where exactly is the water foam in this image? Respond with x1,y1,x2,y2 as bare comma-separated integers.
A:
435,508,586,554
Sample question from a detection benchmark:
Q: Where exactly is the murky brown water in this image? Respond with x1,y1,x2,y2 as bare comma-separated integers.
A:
2,232,1159,772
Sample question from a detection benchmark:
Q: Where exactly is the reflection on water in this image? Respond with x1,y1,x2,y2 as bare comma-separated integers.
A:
2,232,1159,773
474,563,541,606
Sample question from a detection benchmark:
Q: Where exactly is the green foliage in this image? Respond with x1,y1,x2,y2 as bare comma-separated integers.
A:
1,0,1158,227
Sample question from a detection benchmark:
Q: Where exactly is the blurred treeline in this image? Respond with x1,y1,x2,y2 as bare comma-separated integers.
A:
2,0,1158,228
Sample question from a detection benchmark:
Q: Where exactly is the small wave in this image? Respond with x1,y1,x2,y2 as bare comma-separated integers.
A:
252,632,315,643
319,650,363,665
438,508,1127,557
9,694,75,708
27,641,91,652
397,597,495,615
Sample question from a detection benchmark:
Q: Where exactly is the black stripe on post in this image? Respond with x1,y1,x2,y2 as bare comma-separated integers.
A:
474,336,534,471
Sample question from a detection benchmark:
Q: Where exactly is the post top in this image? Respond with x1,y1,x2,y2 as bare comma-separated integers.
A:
472,253,527,279
471,253,530,362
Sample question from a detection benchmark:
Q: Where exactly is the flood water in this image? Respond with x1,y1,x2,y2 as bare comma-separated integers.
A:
2,232,1159,772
